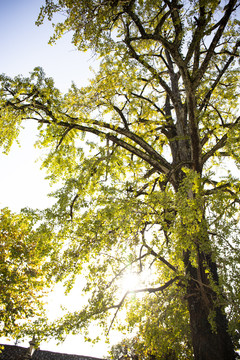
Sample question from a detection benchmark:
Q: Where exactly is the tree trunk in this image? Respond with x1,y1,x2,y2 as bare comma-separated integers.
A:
184,251,236,360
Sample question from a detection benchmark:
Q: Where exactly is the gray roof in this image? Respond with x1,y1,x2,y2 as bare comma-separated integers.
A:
0,344,104,360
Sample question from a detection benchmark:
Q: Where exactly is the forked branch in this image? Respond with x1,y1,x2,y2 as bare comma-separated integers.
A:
107,275,180,335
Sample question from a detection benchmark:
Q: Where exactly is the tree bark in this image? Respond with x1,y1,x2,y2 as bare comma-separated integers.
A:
184,251,236,360
171,84,237,358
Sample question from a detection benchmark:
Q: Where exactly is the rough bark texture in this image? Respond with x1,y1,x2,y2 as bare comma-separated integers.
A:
183,251,236,360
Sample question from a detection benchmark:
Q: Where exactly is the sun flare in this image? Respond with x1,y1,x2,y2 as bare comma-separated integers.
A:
120,271,148,294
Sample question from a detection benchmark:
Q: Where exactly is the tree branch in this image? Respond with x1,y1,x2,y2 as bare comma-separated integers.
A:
193,0,237,87
112,104,130,130
144,243,178,273
55,125,75,151
202,134,228,164
105,252,149,291
199,47,239,112
34,116,171,175
123,32,179,108
202,116,240,164
184,4,208,66
106,275,180,335
163,0,183,48
69,194,79,221
4,92,173,175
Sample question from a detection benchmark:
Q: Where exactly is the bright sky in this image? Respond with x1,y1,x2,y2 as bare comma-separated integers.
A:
0,0,113,357
0,0,96,212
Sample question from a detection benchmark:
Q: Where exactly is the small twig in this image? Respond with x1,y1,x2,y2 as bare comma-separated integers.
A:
106,252,149,290
56,125,74,151
106,275,180,335
70,194,79,220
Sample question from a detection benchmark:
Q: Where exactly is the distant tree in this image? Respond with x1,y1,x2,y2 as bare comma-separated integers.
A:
109,337,151,360
0,208,56,339
109,336,179,360
0,1,240,359
109,338,142,360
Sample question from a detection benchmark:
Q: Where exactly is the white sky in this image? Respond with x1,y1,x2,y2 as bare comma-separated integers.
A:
0,0,114,357
0,0,96,212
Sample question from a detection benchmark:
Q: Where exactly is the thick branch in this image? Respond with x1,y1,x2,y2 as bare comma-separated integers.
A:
41,102,173,173
144,243,178,273
184,4,208,66
4,92,173,175
163,0,183,47
70,194,79,220
112,104,129,130
34,117,171,175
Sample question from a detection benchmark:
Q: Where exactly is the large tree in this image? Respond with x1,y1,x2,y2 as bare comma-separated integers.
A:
0,0,240,359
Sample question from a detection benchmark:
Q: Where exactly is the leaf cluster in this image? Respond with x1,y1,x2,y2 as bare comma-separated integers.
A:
0,208,59,339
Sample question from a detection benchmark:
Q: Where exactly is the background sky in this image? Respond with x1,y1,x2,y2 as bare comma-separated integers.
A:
0,0,113,357
0,0,96,212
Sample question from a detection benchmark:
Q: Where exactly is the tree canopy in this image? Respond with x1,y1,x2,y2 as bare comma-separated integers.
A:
0,208,58,339
1,0,240,359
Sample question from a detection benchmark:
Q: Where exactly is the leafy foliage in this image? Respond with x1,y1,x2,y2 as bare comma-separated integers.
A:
109,337,153,360
122,286,193,360
1,0,240,358
0,208,58,339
